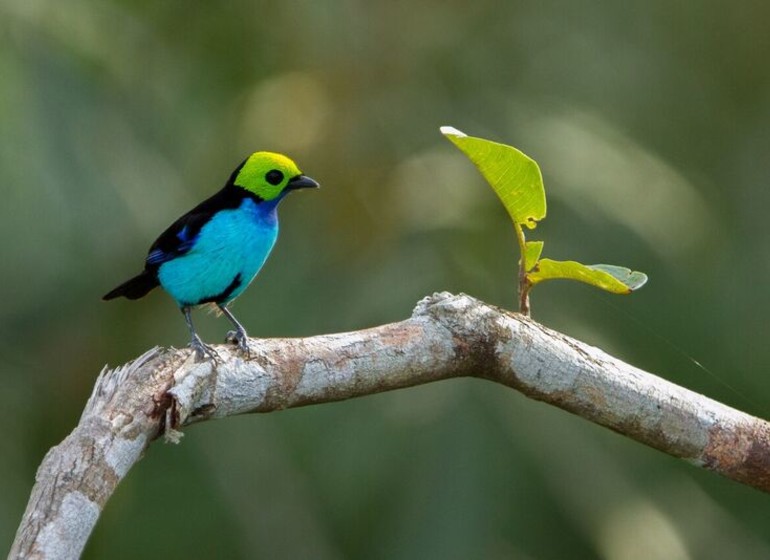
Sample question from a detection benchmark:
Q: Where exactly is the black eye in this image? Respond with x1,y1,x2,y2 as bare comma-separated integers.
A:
265,170,284,186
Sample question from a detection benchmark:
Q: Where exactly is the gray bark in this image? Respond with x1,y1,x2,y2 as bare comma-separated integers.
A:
9,292,770,559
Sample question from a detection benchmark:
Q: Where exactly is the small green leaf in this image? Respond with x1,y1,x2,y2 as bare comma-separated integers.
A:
523,241,544,271
441,126,546,229
528,259,648,294
587,264,649,291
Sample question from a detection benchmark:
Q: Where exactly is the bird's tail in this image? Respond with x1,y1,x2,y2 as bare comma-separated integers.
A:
102,271,159,301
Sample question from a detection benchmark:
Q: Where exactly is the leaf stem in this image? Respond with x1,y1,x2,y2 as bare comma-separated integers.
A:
514,222,531,315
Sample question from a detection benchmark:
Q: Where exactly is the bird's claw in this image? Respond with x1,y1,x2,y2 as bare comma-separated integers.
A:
189,335,221,363
225,328,251,356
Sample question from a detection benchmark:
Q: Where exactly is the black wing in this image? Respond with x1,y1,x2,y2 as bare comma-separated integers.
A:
144,183,252,269
145,211,212,267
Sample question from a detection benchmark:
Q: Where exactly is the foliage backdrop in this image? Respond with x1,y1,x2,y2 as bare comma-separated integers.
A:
2,1,770,558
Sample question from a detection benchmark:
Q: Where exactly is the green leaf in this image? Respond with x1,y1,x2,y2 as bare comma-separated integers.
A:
523,241,544,271
528,259,648,294
441,126,546,229
587,264,649,291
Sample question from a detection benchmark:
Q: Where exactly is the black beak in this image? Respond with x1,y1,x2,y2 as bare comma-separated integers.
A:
287,174,320,190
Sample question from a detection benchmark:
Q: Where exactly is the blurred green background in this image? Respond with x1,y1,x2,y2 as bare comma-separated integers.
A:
2,0,770,558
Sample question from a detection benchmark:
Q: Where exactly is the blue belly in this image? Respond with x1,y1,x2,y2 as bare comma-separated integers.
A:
158,199,279,307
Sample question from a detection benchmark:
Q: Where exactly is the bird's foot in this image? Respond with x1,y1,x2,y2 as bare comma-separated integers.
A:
225,328,251,356
189,335,221,362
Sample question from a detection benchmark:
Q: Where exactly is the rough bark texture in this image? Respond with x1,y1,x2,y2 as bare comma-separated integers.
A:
9,292,770,559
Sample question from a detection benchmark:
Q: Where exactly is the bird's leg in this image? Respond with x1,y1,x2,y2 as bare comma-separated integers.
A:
182,306,220,361
218,304,250,354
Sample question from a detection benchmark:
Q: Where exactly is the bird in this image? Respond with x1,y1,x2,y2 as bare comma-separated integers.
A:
103,151,319,359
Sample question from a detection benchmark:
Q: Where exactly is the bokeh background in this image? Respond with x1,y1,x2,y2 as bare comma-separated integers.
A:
3,1,770,558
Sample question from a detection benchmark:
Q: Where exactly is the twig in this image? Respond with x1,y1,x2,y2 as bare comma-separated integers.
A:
9,292,770,559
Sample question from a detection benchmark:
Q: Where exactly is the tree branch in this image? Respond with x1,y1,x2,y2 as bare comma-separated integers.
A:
10,292,770,559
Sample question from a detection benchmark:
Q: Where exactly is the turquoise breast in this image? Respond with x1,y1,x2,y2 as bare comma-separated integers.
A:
158,198,279,307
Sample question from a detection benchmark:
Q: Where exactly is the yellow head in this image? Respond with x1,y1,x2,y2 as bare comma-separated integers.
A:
233,151,319,201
